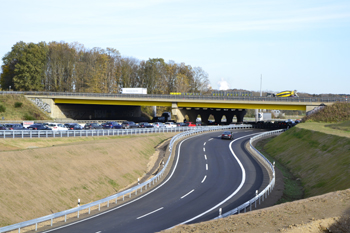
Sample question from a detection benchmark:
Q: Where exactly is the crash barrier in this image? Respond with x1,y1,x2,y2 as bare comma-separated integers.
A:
215,129,285,219
0,124,252,233
0,127,193,139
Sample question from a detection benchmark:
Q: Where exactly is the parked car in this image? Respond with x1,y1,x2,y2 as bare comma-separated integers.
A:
221,131,233,140
185,122,197,127
164,122,177,128
84,123,103,130
3,123,28,130
153,122,166,128
27,124,52,130
122,121,138,129
102,121,122,129
138,122,154,128
67,124,83,130
47,123,68,130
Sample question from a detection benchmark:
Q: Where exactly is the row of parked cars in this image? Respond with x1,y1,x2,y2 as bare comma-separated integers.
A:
0,121,200,130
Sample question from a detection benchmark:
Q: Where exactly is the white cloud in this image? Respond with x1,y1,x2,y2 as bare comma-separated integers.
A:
218,79,230,90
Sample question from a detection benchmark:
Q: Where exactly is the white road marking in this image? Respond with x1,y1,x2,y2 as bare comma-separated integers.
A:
42,136,196,233
206,164,208,170
181,189,195,199
171,132,262,227
137,207,164,219
201,175,207,183
96,231,101,233
204,142,206,146
208,138,213,141
203,147,205,152
204,154,207,160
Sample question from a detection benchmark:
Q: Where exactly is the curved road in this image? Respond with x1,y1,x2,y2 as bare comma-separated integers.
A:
44,129,270,233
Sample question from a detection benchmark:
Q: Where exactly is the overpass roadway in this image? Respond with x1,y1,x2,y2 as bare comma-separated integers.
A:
42,129,270,233
3,91,341,122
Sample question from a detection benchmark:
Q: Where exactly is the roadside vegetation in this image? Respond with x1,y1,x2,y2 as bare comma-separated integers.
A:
0,133,176,227
0,94,50,121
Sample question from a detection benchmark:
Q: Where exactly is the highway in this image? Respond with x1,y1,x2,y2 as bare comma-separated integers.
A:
43,129,270,233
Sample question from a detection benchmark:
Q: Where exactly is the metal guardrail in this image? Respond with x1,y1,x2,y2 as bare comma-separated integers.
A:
1,91,348,103
215,129,285,218
0,127,191,139
0,124,252,233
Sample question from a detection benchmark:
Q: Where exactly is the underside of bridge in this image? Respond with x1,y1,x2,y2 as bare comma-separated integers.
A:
173,107,247,124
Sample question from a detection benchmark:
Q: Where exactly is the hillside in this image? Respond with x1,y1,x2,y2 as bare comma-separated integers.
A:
0,94,50,121
0,133,176,227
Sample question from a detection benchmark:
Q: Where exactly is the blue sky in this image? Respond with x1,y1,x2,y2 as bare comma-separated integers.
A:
1,0,349,94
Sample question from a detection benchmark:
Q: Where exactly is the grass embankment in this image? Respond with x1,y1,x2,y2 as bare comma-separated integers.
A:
258,102,350,200
0,133,176,227
0,94,50,121
262,125,350,198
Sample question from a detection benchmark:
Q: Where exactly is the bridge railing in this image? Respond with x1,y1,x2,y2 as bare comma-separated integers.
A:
215,129,285,218
1,91,347,103
0,124,252,233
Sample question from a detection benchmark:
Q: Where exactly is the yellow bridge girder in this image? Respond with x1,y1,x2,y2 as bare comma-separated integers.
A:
54,98,307,111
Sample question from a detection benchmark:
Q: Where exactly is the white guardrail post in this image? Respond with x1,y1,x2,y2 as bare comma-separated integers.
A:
0,125,256,232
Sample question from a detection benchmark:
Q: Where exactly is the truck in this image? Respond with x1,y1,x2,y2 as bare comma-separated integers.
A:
120,88,147,94
266,90,298,97
258,112,272,121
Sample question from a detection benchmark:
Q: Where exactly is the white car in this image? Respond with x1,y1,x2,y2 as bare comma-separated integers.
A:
47,123,68,130
164,122,177,128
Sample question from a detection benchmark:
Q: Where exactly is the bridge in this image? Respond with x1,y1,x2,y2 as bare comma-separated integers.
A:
6,91,343,124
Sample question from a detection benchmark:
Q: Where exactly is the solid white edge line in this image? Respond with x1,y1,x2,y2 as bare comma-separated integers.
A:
201,175,207,183
181,189,195,199
42,135,195,232
170,132,261,227
137,207,164,219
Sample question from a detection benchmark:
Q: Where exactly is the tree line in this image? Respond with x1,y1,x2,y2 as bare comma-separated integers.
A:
1,41,211,94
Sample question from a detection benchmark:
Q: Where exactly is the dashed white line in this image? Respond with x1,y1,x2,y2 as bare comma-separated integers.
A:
201,175,207,183
181,189,195,199
96,231,101,233
137,207,164,219
204,154,207,160
204,142,206,146
203,147,205,152
206,164,208,170
208,138,213,141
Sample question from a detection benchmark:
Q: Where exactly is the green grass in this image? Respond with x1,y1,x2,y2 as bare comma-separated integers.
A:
262,123,350,198
0,94,50,120
255,138,304,204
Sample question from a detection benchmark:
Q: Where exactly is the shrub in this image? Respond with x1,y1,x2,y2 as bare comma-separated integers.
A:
0,105,6,112
14,102,23,108
23,113,36,120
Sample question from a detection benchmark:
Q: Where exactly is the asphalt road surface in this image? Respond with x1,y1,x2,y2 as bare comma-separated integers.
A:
43,129,270,233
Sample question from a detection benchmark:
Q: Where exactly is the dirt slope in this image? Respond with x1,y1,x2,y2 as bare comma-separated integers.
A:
0,133,176,227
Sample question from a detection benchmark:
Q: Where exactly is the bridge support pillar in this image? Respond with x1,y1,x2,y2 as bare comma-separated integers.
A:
171,103,186,123
235,109,247,123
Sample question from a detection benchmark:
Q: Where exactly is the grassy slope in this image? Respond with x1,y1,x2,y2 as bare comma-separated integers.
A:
0,133,176,227
263,123,350,197
0,94,50,121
